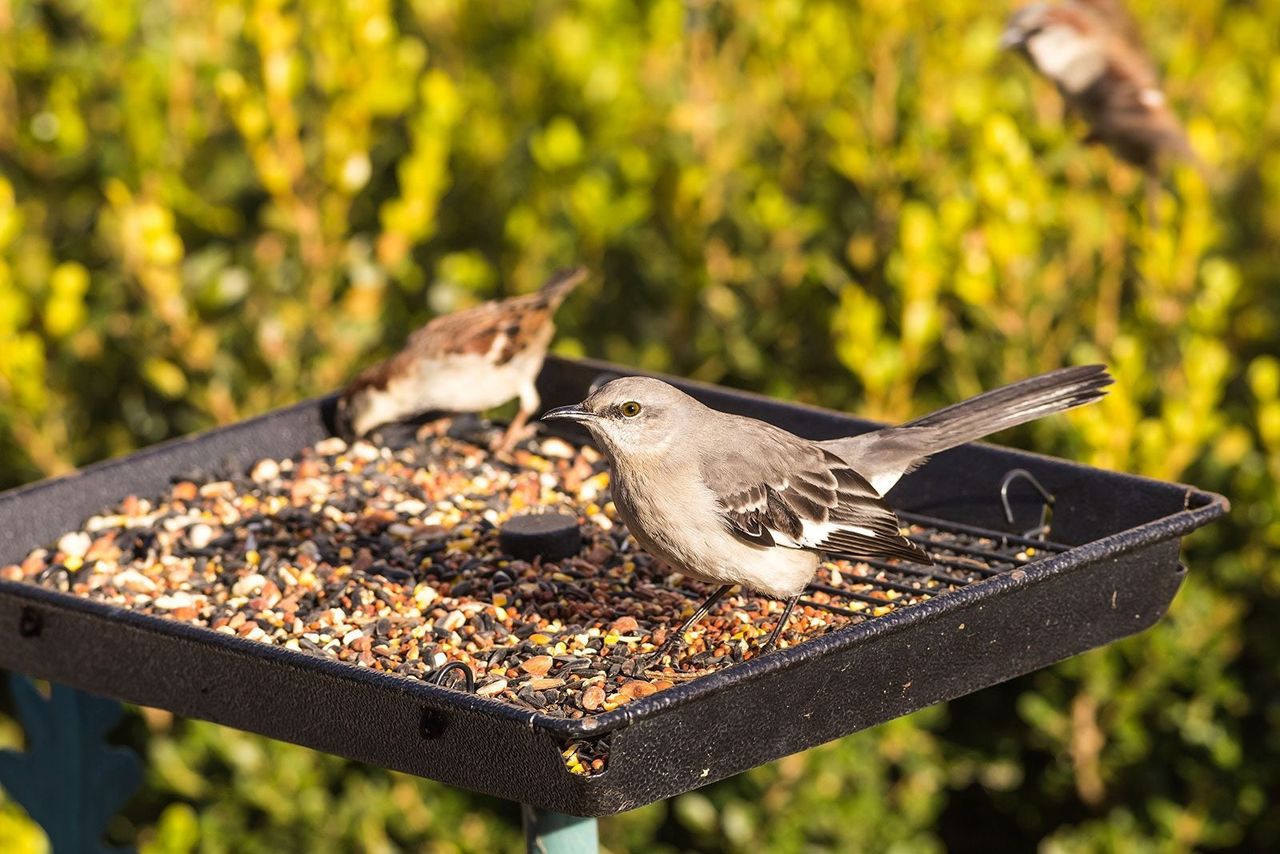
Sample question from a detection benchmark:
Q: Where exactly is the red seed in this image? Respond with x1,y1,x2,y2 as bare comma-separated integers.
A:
618,680,656,700
630,681,658,699
610,616,639,634
528,677,565,690
581,685,606,711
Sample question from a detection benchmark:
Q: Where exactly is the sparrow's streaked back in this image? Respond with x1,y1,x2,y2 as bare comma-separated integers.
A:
544,365,1112,666
337,267,586,449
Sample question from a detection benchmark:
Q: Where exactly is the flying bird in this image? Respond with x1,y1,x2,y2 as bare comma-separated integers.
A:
336,267,586,450
1001,1,1198,175
544,365,1112,666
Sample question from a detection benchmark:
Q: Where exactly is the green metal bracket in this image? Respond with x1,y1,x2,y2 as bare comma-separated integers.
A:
0,674,141,853
522,804,599,854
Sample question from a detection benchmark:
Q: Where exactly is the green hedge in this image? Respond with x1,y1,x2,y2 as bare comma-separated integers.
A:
1,0,1277,850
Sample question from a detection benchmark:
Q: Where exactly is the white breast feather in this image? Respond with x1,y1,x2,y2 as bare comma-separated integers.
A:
351,346,545,436
614,466,821,600
1028,27,1106,93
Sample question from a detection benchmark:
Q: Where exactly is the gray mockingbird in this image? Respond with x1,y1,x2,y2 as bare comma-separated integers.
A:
543,365,1112,666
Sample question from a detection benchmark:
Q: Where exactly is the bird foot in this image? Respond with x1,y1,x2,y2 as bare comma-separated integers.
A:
491,422,538,455
633,636,683,675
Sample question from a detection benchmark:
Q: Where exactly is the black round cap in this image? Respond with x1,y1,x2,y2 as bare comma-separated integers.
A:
499,512,582,563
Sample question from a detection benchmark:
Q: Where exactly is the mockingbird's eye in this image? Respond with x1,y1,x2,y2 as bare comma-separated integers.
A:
620,401,642,418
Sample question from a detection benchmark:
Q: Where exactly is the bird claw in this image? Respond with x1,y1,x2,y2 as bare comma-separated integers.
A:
630,641,678,676
491,423,537,455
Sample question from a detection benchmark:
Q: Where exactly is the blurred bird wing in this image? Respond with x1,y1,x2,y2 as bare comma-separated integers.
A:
1071,0,1188,149
1088,56,1194,161
409,267,586,365
701,426,930,565
1075,0,1148,56
409,304,528,364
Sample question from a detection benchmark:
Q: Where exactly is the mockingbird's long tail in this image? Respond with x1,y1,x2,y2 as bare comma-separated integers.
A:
822,365,1113,495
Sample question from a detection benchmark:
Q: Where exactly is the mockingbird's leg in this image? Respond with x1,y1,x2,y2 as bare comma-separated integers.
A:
641,583,733,670
758,594,802,655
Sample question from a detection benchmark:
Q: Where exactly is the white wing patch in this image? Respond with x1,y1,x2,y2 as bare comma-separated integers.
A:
865,471,900,497
764,519,879,551
1138,87,1166,108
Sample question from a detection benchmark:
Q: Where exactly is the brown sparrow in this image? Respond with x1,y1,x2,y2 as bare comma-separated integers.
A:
336,267,586,450
1002,1,1198,175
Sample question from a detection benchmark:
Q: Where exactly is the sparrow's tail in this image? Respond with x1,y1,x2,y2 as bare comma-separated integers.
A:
822,365,1113,495
537,266,588,308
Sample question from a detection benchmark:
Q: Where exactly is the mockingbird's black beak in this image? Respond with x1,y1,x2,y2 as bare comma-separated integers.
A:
541,404,597,424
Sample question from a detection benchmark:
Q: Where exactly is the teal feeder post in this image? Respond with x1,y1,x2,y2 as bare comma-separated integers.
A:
0,675,142,854
521,804,600,854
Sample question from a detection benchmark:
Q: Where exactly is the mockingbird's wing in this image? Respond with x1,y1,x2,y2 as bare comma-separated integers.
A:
701,426,930,565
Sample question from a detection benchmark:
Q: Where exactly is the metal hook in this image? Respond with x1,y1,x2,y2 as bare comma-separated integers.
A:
429,661,476,693
999,468,1055,542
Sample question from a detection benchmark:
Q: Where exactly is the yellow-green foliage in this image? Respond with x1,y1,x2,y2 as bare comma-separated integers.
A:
1,0,1278,850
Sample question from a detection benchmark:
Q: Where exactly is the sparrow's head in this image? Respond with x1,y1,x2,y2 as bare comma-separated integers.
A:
332,394,358,442
1002,4,1105,94
333,363,396,442
540,376,701,460
1001,4,1053,52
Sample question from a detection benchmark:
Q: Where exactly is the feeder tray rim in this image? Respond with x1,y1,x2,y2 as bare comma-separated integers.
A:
0,359,1229,740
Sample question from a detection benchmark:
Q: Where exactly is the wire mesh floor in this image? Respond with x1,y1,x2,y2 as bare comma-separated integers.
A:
804,513,1065,619
558,517,1064,773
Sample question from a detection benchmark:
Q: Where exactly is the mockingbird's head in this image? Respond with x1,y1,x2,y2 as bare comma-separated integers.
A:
541,376,702,460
